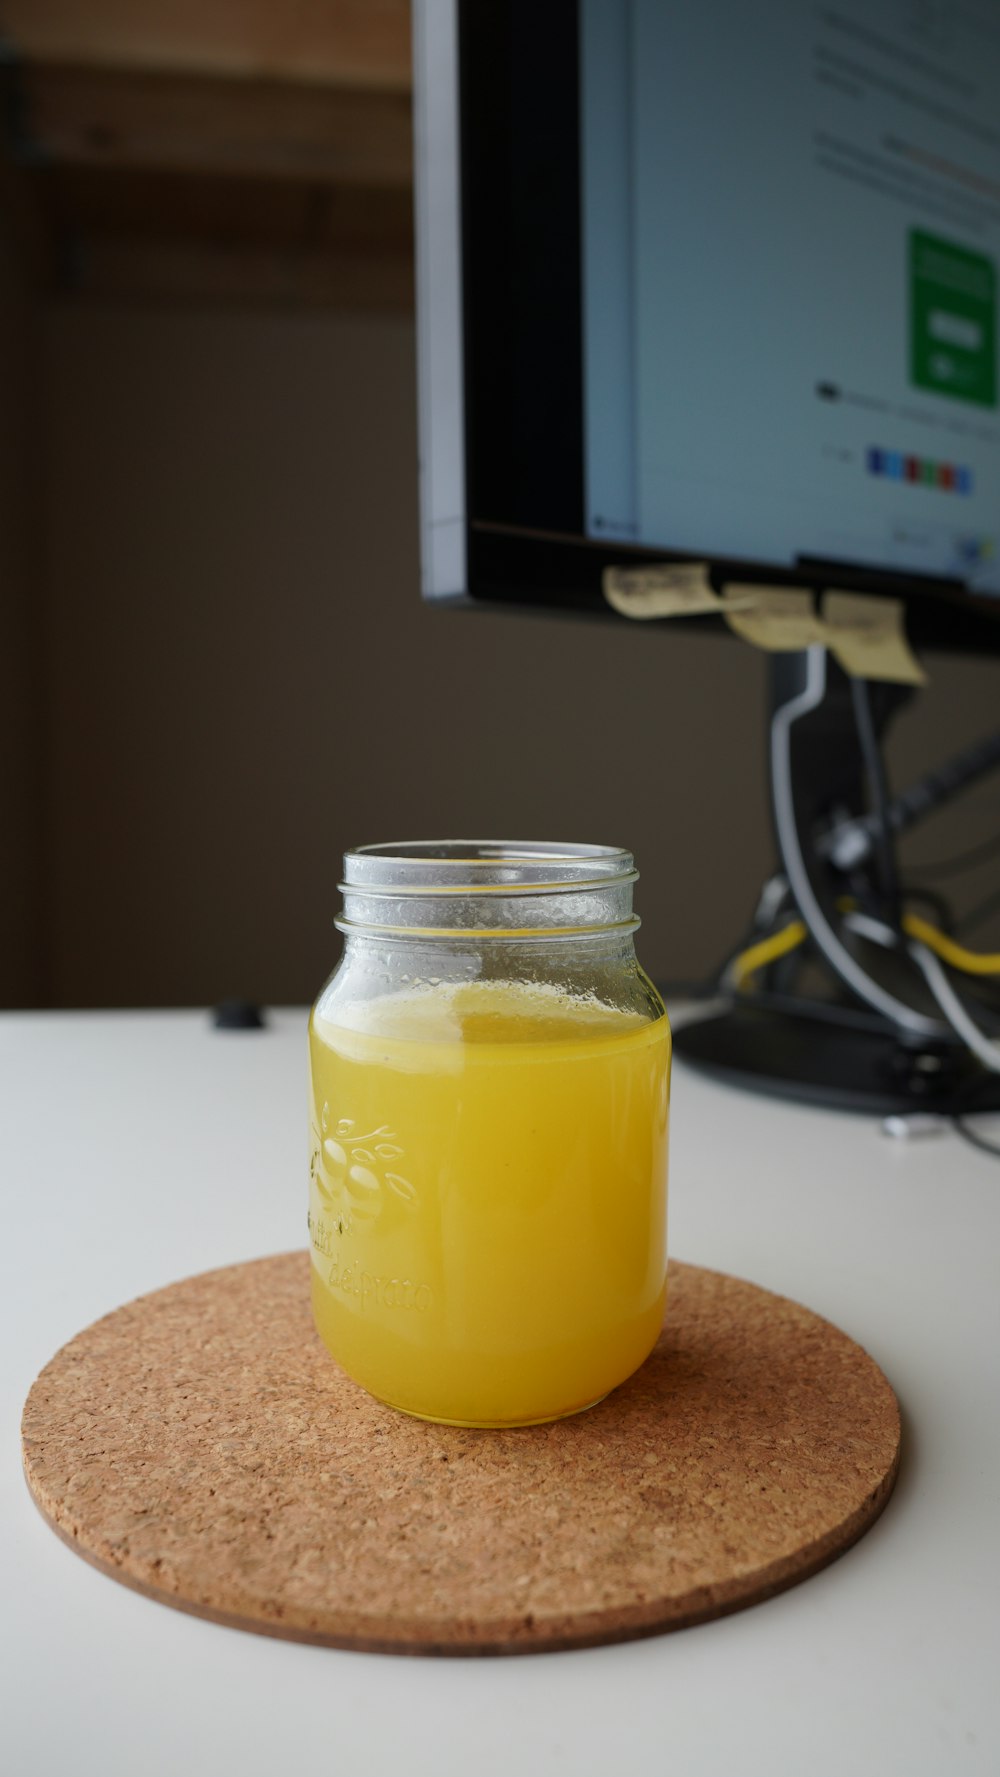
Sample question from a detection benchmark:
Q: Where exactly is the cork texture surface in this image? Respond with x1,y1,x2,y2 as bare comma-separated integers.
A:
21,1253,900,1655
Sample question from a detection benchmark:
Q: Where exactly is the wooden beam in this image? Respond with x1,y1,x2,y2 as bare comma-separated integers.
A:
31,165,414,311
40,165,414,254
59,233,415,312
0,1,412,92
15,62,413,188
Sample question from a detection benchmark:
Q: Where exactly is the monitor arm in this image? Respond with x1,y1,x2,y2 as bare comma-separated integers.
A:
669,645,1000,1112
768,647,943,1041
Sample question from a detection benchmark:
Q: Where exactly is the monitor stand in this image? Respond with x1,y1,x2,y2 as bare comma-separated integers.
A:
671,648,1000,1118
672,996,1000,1116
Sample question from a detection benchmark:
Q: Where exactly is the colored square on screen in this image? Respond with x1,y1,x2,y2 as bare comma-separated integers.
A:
923,460,937,485
955,466,974,493
887,452,905,478
867,448,884,474
938,464,955,489
910,229,997,409
905,456,921,481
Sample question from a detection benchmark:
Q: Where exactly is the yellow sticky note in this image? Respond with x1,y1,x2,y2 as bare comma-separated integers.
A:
603,561,722,619
822,592,928,686
722,585,827,651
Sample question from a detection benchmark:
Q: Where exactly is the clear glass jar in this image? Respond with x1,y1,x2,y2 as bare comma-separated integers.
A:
307,841,670,1427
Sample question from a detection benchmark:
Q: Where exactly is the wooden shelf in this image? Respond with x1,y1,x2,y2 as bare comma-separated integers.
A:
1,1,415,311
0,1,412,90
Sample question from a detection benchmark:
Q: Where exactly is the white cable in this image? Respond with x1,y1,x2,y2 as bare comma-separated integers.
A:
843,908,1000,1073
770,648,941,1038
908,942,1000,1074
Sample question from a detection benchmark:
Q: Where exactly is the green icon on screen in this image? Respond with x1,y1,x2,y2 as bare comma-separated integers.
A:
910,229,996,408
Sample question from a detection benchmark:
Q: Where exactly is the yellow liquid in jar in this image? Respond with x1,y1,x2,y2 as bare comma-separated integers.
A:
308,982,670,1427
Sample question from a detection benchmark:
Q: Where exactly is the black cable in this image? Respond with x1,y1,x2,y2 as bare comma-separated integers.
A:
952,1116,1000,1160
850,676,900,922
904,826,1000,881
823,729,1000,871
886,730,1000,836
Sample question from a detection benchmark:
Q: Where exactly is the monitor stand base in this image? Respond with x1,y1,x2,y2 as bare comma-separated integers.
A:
671,996,1000,1118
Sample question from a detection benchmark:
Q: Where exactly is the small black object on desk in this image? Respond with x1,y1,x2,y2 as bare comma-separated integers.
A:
212,1000,267,1031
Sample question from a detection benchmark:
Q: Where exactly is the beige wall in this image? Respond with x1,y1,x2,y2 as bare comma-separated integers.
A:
22,303,1000,1007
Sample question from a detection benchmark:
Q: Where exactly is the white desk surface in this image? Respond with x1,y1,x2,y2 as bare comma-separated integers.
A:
3,1008,998,1777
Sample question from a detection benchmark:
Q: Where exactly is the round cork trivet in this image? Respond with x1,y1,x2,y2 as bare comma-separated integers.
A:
22,1253,899,1656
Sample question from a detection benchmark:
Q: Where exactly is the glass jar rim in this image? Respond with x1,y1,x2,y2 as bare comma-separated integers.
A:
339,839,638,898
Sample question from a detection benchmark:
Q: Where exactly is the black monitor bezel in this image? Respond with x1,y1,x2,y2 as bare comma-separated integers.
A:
454,0,1000,655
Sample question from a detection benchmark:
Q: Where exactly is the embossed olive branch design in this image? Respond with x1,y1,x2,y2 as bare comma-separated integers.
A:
312,1109,418,1217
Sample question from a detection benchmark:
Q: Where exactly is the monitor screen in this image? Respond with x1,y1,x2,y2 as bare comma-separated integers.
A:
414,0,1000,652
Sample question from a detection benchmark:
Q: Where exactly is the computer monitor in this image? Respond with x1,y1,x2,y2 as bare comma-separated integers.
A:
413,0,1000,1116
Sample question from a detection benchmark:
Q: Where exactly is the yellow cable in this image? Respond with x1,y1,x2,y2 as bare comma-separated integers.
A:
731,920,807,988
732,909,1000,989
901,914,1000,976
